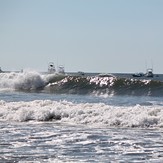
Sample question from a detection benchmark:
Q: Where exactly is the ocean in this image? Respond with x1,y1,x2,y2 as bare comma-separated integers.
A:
1,71,163,162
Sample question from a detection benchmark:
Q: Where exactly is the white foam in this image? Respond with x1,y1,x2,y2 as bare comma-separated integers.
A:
0,71,46,91
0,71,68,91
0,100,163,128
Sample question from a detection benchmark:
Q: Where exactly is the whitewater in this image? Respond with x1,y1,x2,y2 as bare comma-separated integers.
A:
1,71,163,162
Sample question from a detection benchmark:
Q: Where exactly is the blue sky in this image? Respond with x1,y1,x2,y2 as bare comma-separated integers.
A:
0,0,163,73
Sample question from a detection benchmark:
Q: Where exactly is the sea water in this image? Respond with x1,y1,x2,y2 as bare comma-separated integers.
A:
1,71,163,162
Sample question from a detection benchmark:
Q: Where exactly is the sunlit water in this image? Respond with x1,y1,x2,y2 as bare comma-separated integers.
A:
1,121,163,163
0,92,163,163
1,71,163,162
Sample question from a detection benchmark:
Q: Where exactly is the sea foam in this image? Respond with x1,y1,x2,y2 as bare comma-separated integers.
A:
0,100,163,128
0,71,46,91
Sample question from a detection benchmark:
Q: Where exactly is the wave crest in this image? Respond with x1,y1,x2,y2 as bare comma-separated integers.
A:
1,72,163,96
46,76,163,96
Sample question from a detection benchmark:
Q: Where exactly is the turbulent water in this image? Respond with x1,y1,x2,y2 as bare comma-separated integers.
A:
1,71,163,162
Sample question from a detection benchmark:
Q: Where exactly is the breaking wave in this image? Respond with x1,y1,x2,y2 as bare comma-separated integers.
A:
0,99,163,128
46,76,163,96
0,71,64,91
0,71,163,96
0,71,45,91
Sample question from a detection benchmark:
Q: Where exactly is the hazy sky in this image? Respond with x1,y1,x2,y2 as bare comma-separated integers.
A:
0,0,163,73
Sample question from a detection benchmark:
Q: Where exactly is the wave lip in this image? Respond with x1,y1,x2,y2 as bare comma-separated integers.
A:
46,76,163,96
0,100,163,128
